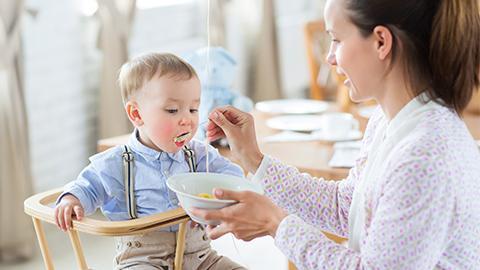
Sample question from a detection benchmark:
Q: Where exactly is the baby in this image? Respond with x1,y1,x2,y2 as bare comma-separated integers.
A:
55,52,246,270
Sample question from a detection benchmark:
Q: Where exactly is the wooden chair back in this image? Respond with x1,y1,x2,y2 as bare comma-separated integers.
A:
304,20,352,110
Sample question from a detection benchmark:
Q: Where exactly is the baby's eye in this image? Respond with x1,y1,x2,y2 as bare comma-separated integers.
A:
190,109,198,113
165,109,178,114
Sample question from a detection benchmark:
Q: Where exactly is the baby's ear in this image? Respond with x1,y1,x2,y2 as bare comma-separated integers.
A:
125,101,143,127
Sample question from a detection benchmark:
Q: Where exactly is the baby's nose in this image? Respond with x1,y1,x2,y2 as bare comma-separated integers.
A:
179,116,193,125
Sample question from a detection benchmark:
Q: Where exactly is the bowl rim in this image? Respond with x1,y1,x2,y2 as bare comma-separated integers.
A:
166,172,263,204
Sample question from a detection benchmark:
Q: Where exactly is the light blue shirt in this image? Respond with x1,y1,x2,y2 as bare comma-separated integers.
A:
59,131,243,223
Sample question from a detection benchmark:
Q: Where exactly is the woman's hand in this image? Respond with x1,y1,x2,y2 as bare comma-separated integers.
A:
190,188,288,241
207,106,263,173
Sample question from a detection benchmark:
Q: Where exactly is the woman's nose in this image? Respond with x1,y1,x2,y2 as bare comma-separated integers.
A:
326,46,337,66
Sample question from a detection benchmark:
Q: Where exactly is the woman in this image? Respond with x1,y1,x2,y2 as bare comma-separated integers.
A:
192,0,480,269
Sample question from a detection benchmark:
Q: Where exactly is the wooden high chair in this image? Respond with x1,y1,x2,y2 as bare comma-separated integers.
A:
304,20,352,111
25,183,190,269
24,190,189,270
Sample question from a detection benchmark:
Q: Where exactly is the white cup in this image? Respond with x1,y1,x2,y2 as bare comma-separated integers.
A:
321,112,359,138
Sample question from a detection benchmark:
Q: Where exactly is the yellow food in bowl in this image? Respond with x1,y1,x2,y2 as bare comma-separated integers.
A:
197,193,214,199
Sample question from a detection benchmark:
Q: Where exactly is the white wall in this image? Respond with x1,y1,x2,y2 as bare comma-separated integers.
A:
24,0,96,191
274,0,324,98
130,1,205,56
23,0,323,191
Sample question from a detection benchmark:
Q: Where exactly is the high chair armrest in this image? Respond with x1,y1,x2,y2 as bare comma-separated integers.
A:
24,188,190,236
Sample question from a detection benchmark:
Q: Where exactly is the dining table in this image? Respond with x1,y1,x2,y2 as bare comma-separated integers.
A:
98,106,480,180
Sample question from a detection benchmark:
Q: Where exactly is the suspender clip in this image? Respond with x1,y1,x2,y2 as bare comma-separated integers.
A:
123,151,134,162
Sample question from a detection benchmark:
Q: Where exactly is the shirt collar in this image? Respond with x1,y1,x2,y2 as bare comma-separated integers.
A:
384,92,439,139
127,129,185,163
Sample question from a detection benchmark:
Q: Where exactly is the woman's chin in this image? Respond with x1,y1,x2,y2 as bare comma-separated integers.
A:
348,89,361,103
348,88,371,104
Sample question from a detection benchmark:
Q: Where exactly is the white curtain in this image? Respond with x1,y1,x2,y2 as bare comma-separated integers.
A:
209,0,226,47
97,0,136,139
0,0,34,261
250,0,282,101
225,0,282,101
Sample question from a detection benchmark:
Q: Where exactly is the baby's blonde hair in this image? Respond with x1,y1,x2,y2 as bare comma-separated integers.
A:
118,52,197,103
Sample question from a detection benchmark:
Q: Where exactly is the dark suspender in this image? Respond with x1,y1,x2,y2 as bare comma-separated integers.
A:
122,145,136,219
182,145,197,173
122,145,197,219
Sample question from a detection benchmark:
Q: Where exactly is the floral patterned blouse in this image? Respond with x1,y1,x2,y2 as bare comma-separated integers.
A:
252,100,480,269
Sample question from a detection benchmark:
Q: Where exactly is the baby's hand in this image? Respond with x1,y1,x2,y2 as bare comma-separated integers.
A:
54,194,84,232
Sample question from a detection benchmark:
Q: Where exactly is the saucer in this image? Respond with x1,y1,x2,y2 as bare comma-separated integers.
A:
266,115,324,132
255,99,330,114
311,129,363,142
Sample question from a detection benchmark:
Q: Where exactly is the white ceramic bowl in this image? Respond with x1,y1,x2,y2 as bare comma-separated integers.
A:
166,172,264,225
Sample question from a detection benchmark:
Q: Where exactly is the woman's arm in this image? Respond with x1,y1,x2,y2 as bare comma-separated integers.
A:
252,155,358,237
204,106,379,237
274,152,455,269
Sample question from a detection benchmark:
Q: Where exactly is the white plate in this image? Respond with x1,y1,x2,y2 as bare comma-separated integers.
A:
312,129,363,142
255,99,330,114
266,115,324,132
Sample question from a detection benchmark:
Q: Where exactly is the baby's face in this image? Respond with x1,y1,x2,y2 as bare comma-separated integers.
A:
135,75,201,153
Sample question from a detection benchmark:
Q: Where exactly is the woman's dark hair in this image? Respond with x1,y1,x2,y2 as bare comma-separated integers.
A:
344,0,480,113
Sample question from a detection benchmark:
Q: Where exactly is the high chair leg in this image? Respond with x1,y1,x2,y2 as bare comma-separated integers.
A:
67,229,88,270
174,221,188,270
32,217,55,270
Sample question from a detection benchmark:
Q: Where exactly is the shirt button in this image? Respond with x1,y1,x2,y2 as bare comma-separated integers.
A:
134,241,141,248
203,234,209,241
126,241,132,247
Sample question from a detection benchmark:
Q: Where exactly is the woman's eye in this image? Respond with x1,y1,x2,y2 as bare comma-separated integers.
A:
190,109,198,113
166,109,178,114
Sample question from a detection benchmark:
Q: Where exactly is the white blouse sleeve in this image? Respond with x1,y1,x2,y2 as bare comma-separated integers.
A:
253,156,355,238
272,142,456,269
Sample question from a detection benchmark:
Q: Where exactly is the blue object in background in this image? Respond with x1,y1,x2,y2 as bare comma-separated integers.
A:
184,47,253,140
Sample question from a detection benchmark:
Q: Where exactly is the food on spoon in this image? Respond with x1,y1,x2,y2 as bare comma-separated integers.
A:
174,132,191,146
197,193,214,199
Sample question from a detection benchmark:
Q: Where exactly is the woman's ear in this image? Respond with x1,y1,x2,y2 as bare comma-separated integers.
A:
372,26,393,60
125,101,143,127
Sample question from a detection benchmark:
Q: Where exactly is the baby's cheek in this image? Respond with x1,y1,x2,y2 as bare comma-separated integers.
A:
151,121,175,143
158,122,175,137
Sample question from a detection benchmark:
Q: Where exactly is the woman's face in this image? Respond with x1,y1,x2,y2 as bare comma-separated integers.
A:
324,0,385,103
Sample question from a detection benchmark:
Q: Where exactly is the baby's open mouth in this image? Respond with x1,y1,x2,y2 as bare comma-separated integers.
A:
173,132,191,145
